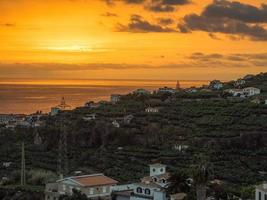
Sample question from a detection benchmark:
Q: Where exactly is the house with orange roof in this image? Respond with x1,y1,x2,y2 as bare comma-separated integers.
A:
45,174,118,200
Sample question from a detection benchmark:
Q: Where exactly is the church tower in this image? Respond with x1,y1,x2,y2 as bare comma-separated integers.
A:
176,81,181,90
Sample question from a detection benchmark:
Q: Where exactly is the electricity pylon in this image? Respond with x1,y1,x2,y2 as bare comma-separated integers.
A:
21,142,26,186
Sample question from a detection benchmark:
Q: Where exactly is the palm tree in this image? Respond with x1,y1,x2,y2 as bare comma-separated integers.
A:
167,170,190,194
191,155,213,200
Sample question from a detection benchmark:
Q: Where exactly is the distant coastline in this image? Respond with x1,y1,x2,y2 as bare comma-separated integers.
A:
0,79,209,114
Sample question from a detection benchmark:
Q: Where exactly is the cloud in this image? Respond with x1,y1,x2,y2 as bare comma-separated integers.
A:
158,18,174,25
178,0,267,41
116,15,176,32
203,0,267,23
188,52,267,67
104,0,190,12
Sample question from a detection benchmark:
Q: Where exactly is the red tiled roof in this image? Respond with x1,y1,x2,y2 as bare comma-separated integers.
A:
73,174,118,187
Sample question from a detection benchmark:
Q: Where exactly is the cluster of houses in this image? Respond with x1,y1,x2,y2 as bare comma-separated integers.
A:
44,163,267,200
45,163,186,200
0,111,45,129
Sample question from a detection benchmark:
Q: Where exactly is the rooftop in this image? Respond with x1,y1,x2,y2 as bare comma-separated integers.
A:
59,174,118,187
149,163,166,168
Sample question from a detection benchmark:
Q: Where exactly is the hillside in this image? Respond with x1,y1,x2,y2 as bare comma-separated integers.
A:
1,73,267,198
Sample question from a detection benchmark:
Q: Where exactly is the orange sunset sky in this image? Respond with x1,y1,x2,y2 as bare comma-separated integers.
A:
0,0,267,81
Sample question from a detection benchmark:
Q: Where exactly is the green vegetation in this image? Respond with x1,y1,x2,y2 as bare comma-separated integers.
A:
1,73,267,199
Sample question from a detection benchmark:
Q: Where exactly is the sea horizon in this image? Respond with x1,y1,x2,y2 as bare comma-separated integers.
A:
0,79,209,114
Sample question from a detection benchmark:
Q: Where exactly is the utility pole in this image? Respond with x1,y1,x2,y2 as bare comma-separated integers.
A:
57,119,69,179
21,142,26,186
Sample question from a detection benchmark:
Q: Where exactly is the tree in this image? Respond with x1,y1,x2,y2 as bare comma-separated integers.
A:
191,155,213,200
167,170,190,194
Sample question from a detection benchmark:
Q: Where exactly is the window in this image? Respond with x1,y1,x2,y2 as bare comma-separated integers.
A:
69,186,73,194
259,192,262,200
153,168,156,172
103,186,107,193
145,189,151,195
137,187,142,193
62,184,66,191
162,179,166,184
160,168,163,172
90,188,94,195
153,178,157,182
265,194,267,200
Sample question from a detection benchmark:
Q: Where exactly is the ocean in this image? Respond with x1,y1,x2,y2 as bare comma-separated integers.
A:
0,79,209,114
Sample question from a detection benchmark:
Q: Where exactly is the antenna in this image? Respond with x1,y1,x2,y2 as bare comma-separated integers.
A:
21,142,26,186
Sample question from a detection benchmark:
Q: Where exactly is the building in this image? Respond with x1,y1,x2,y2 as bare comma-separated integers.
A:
45,174,118,200
0,114,16,125
176,81,181,90
83,114,97,121
157,87,176,94
184,87,198,93
225,89,245,97
112,120,120,128
50,97,71,116
113,164,169,200
84,101,100,109
209,80,223,90
145,107,159,113
255,182,267,200
133,89,151,95
111,94,122,104
243,87,261,97
234,79,246,87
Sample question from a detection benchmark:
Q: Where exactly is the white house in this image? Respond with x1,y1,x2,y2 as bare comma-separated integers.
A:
112,120,120,128
225,89,245,97
113,164,169,200
234,79,246,87
243,87,261,97
84,101,100,109
209,80,223,90
255,182,267,200
111,94,122,104
145,107,159,113
45,174,118,200
157,87,176,94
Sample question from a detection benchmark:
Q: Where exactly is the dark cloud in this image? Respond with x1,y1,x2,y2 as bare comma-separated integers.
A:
145,0,190,12
178,1,267,41
145,3,175,12
104,0,190,12
203,0,267,23
116,15,176,32
188,52,267,67
158,18,174,25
